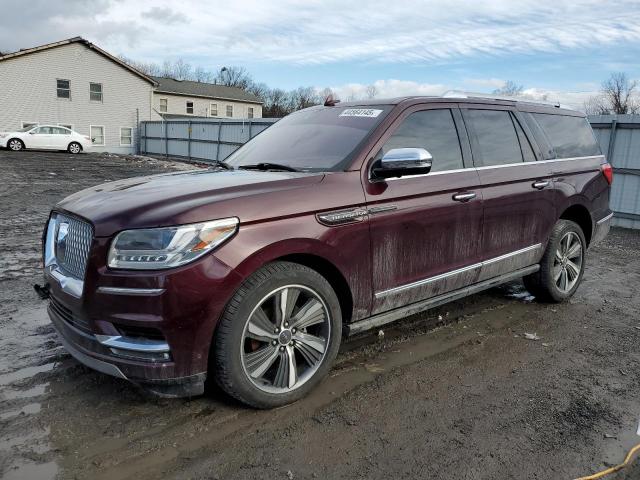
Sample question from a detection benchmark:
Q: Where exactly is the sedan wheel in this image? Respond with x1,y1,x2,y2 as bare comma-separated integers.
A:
8,139,23,151
68,142,81,154
241,285,331,393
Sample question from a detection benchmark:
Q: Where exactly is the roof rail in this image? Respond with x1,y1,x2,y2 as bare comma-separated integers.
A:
441,90,566,109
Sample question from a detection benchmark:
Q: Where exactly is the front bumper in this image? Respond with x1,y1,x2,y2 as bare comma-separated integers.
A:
44,218,245,397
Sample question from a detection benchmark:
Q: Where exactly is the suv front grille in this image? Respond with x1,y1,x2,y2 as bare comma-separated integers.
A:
54,214,93,280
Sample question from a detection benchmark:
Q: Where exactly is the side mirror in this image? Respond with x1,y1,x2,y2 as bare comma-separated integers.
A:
373,148,433,179
29,131,36,135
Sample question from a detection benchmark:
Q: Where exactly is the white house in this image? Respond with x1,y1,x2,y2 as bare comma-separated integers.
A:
0,37,265,155
0,37,157,154
152,76,263,119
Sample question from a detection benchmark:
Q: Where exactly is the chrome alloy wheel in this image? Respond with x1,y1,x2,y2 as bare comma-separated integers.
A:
240,285,331,394
8,139,23,151
554,231,583,293
69,143,81,154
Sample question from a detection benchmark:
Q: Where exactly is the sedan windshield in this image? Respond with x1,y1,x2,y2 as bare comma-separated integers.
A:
225,105,392,172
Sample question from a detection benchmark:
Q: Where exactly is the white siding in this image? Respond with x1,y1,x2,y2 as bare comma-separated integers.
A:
0,43,158,154
153,92,262,119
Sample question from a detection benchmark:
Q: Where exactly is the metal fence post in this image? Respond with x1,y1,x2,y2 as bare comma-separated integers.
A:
607,119,618,165
215,120,222,162
188,121,192,160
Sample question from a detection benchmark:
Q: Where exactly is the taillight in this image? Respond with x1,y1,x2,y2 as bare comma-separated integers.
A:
601,163,613,185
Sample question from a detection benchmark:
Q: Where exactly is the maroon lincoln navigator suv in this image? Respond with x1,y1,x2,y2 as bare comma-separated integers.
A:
41,94,613,408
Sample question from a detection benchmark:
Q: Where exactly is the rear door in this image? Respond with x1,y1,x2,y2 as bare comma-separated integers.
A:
51,127,72,149
460,106,556,281
363,104,483,315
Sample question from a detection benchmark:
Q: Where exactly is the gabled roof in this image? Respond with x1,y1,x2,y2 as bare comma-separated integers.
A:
151,76,263,105
0,37,157,85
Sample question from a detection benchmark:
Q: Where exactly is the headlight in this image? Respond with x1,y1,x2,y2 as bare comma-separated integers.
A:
108,218,238,270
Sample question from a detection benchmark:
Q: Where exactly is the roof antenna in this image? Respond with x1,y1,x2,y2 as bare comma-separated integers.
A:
324,94,340,107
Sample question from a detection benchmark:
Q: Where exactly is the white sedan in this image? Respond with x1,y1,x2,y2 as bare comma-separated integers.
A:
0,125,92,154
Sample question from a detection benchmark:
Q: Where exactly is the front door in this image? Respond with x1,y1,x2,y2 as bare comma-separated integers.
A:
363,106,483,315
460,106,556,281
26,126,54,149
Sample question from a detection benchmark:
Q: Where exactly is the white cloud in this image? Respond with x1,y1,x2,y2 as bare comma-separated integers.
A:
3,0,640,67
323,79,598,111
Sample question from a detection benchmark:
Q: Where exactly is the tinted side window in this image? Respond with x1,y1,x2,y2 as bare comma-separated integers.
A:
512,114,536,162
465,109,522,166
532,113,601,158
382,109,463,172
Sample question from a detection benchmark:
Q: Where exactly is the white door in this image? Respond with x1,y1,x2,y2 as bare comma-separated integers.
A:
52,127,71,149
26,127,54,149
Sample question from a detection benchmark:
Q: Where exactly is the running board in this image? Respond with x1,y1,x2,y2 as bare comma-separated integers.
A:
345,265,540,336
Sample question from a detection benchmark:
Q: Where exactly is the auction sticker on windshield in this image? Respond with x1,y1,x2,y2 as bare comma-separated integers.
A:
339,108,383,118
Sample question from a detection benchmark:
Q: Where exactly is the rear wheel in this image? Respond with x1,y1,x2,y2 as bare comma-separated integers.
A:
524,219,586,302
68,142,82,154
214,261,342,408
7,138,24,151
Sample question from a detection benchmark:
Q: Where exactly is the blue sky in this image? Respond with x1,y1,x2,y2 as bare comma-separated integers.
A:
2,0,640,108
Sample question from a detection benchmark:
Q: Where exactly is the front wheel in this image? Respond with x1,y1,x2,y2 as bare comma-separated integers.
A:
524,219,586,302
214,262,342,408
7,138,24,151
68,142,82,154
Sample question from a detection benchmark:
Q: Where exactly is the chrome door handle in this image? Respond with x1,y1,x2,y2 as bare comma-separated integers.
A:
532,180,550,190
452,192,476,202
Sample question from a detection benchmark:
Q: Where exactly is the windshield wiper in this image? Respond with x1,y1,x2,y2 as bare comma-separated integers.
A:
238,163,300,172
211,160,233,170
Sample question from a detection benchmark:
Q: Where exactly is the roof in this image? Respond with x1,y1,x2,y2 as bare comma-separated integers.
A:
336,95,582,116
151,76,263,105
0,37,157,85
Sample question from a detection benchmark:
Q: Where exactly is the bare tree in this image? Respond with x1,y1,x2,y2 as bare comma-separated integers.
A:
365,84,378,99
289,86,319,111
161,59,174,78
247,82,270,101
193,66,213,83
601,72,638,114
583,95,610,115
216,66,253,89
492,80,524,96
263,88,290,117
319,87,335,101
173,58,192,80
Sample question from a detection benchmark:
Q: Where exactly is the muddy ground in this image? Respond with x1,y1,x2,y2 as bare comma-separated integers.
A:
1,150,639,480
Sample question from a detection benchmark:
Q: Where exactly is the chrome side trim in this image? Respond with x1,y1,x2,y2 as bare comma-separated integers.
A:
481,244,542,266
349,265,540,335
597,212,614,224
368,205,398,214
375,243,542,298
95,334,170,353
97,286,165,296
377,155,604,182
317,208,368,226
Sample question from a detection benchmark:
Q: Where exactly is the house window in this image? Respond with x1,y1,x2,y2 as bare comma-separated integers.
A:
226,105,233,117
58,123,73,130
90,83,103,102
186,101,194,114
159,98,168,112
90,126,105,146
248,107,254,119
57,79,70,99
210,103,218,116
120,127,133,146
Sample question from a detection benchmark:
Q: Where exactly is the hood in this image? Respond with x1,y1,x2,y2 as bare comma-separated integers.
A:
56,168,324,236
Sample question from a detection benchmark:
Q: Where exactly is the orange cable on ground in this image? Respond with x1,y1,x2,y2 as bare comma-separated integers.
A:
574,442,640,480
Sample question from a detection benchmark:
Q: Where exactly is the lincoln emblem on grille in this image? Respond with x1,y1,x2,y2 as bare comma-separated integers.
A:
56,222,69,262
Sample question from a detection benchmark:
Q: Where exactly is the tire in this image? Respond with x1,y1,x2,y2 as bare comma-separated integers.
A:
214,261,342,408
523,219,586,302
7,138,24,151
68,142,82,154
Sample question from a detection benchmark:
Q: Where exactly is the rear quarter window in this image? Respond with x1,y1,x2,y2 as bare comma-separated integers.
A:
531,113,601,158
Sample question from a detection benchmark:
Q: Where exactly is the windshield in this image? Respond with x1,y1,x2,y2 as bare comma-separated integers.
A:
225,105,392,172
